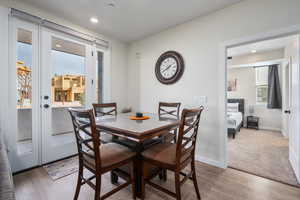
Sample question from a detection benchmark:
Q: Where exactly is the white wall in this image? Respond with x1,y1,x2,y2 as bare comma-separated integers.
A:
127,0,300,165
228,67,282,131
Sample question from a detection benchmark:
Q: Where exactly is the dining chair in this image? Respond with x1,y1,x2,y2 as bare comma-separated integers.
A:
141,107,204,200
158,102,181,143
69,108,137,200
92,103,117,143
93,103,117,117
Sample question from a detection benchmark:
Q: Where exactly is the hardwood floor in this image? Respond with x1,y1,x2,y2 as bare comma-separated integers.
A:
13,162,300,200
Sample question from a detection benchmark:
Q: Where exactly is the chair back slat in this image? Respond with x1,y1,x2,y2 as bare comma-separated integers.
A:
69,108,102,171
158,102,181,119
93,103,117,117
176,107,204,167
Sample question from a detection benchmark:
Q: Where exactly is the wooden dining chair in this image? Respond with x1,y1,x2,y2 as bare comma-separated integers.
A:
69,108,137,200
141,107,204,200
158,102,181,143
93,103,117,117
92,103,117,143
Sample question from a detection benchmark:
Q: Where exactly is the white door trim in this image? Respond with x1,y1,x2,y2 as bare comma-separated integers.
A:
219,23,300,182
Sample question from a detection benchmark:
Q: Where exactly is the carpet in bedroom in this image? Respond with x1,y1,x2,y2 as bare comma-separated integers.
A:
228,128,299,186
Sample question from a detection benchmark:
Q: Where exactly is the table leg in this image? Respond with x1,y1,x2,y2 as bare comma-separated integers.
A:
134,142,144,198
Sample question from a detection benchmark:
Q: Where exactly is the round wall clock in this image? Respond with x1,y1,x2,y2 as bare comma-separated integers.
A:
155,51,184,85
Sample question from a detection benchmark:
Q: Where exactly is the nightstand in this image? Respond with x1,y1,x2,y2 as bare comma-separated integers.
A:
247,116,259,129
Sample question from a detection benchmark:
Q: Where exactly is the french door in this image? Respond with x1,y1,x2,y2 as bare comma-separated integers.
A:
8,18,109,172
40,28,93,163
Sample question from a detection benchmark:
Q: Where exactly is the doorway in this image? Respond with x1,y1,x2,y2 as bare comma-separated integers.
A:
7,17,110,172
223,34,300,186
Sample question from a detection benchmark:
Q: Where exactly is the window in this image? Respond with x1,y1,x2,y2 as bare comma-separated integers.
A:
255,67,268,104
256,85,268,103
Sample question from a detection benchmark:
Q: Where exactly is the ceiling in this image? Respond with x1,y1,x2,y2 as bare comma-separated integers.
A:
15,0,242,42
228,36,296,57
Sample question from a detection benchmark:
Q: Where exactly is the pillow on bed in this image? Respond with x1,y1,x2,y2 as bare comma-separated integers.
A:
227,103,239,112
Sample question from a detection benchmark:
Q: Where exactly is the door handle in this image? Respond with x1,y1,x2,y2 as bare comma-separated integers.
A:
44,104,50,109
284,110,291,114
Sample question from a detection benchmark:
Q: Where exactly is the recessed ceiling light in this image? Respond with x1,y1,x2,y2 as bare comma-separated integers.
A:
108,2,115,7
251,50,257,53
55,44,62,48
107,0,116,7
90,17,99,24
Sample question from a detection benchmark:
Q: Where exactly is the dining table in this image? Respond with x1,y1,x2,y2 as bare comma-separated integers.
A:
94,113,180,197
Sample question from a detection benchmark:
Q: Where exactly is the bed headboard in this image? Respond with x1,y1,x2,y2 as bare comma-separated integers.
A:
228,98,245,121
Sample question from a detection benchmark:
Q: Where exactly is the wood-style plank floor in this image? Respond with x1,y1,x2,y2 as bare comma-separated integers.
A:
13,162,300,200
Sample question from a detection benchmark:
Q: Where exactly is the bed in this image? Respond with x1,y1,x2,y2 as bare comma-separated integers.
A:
227,98,244,139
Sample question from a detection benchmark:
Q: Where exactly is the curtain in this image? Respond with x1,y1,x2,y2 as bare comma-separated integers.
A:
267,65,282,109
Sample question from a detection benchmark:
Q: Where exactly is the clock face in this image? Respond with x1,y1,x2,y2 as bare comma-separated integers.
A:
155,51,184,85
160,57,178,79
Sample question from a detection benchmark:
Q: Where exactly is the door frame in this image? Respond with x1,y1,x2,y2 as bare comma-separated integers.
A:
219,23,300,182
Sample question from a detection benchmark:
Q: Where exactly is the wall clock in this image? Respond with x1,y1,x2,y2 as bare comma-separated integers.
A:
155,51,184,84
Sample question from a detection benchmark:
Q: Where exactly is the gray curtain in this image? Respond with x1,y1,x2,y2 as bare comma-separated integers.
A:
267,65,282,109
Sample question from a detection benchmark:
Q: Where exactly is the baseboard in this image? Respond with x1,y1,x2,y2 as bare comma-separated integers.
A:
195,155,225,169
259,126,282,132
289,148,300,183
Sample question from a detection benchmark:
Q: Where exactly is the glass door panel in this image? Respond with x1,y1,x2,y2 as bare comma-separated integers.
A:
17,28,33,155
93,47,111,104
8,18,39,172
95,51,104,103
51,37,86,137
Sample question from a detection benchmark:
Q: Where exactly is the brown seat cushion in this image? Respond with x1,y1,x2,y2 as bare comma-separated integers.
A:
142,143,177,169
83,143,136,172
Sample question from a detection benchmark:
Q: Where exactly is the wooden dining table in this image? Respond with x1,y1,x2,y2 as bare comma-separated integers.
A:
94,113,179,197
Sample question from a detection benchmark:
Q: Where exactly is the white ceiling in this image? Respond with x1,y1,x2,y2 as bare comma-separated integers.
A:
228,36,297,57
15,0,242,42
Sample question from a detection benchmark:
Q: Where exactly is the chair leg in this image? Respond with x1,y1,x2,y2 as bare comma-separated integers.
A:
162,169,167,181
191,160,201,200
173,129,177,143
175,171,181,200
159,169,167,182
110,171,119,185
131,161,136,200
94,175,101,200
140,161,146,200
73,164,83,200
159,169,163,180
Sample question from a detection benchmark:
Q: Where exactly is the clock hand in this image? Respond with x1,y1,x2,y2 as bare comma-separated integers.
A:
162,64,175,73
